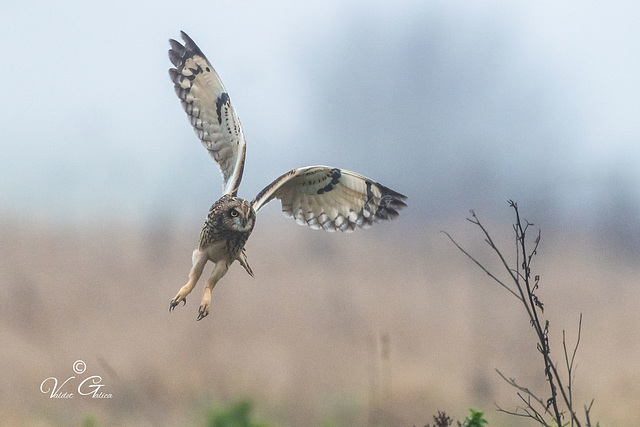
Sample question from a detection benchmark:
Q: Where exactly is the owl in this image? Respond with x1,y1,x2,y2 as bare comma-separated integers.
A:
168,31,407,320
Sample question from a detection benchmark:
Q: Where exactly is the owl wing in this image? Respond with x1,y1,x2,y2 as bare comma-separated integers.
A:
168,31,246,196
251,166,407,232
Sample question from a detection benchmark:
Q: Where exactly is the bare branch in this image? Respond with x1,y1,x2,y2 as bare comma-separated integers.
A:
516,393,549,426
495,398,549,427
585,399,595,427
446,201,596,427
495,369,549,414
563,313,583,427
441,231,522,301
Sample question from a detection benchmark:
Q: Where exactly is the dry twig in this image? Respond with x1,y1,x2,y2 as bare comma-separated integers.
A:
444,201,596,426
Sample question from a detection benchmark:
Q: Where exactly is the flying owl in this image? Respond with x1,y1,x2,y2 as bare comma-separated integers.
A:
168,31,407,320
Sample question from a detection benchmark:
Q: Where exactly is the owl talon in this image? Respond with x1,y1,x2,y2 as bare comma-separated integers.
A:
169,297,187,312
197,304,210,321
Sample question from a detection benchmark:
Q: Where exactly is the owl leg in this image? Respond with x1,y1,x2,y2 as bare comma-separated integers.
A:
197,261,229,321
169,249,207,312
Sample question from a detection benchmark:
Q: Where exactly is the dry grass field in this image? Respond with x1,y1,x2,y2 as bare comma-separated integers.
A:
1,213,638,426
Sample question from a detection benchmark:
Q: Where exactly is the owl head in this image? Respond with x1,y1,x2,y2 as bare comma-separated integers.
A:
221,197,256,233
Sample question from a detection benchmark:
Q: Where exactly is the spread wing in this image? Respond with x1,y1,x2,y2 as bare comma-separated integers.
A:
168,31,246,196
251,166,407,232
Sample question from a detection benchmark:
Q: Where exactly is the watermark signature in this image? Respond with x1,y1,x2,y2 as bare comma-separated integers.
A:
40,360,113,399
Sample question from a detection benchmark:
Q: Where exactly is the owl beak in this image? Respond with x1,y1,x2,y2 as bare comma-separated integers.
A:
241,218,248,228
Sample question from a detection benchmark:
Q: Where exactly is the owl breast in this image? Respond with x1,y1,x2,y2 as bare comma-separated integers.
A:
198,195,256,262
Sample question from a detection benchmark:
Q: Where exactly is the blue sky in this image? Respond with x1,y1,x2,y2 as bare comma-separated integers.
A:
1,0,639,228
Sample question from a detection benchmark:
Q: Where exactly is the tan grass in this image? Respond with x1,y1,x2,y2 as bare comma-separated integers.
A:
0,215,638,426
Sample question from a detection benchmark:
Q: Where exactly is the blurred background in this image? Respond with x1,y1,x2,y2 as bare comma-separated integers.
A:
1,0,639,426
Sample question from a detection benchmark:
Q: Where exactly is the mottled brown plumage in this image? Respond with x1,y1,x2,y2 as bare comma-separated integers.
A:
170,195,255,320
199,195,255,251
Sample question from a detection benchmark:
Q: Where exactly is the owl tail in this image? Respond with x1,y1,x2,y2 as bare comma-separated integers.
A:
238,248,254,277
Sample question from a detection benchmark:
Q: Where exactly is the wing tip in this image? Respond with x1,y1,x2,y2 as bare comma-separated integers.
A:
377,182,408,201
179,30,206,58
373,183,407,222
168,31,208,69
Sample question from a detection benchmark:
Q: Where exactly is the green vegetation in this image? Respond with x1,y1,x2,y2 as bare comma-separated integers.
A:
462,409,488,427
82,414,99,427
419,409,488,427
205,400,269,427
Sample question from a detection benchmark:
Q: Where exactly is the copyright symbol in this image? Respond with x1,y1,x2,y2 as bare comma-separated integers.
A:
73,360,86,374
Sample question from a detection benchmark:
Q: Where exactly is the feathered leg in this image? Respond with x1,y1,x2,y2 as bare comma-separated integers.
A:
197,261,229,321
170,249,207,312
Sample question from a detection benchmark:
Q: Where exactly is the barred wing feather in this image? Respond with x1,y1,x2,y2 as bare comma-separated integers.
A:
252,166,407,232
168,31,246,196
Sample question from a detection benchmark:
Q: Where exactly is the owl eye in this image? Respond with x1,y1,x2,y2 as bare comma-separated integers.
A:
230,209,239,217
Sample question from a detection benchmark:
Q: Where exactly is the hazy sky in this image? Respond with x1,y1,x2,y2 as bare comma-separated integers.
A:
1,0,639,227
